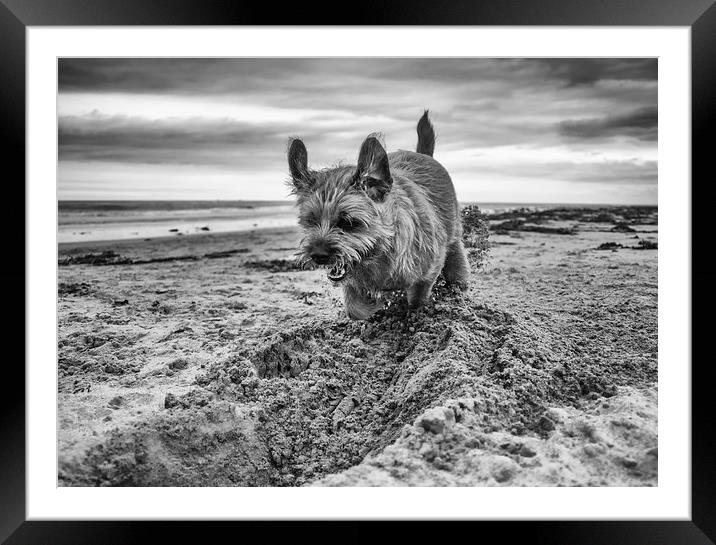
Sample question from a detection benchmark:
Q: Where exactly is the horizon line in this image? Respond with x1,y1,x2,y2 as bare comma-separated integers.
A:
57,198,658,206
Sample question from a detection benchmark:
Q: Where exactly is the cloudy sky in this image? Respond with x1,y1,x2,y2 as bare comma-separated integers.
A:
58,58,657,204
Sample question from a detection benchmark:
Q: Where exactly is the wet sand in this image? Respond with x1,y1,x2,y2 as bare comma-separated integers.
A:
57,206,658,486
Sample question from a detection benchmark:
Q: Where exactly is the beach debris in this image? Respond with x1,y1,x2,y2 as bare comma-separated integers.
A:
618,456,638,469
204,248,250,259
611,222,636,233
159,325,193,342
150,301,175,315
164,393,180,409
582,444,607,457
332,395,359,430
419,444,437,461
299,291,320,305
589,212,618,223
543,407,569,424
415,406,456,434
538,415,557,431
59,248,251,267
595,240,657,251
582,444,598,457
58,282,93,296
634,239,657,250
168,357,190,370
244,259,316,273
491,219,576,235
107,396,126,409
485,205,657,225
71,379,91,394
58,251,133,266
490,456,519,483
596,242,624,251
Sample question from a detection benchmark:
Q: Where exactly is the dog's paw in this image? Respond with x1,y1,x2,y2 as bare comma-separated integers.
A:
444,280,469,294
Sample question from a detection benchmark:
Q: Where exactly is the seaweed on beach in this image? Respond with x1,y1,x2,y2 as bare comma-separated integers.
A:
634,239,658,250
491,219,576,236
58,251,135,266
205,248,250,259
244,259,316,272
596,242,624,251
611,222,636,233
595,240,658,251
485,206,657,226
59,248,251,266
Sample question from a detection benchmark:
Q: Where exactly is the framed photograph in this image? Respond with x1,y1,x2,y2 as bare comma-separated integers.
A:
4,0,713,542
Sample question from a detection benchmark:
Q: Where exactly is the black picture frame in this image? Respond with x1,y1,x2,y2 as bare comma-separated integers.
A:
2,0,713,543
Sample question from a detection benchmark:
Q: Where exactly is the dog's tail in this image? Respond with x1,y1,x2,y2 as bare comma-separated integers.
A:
416,110,436,157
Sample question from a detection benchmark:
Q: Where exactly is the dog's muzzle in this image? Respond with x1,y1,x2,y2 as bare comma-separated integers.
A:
326,260,347,282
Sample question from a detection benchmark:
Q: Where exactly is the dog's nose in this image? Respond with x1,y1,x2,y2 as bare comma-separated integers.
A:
311,250,330,265
309,240,333,264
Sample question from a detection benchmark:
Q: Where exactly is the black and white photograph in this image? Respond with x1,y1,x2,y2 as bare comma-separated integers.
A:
56,57,659,487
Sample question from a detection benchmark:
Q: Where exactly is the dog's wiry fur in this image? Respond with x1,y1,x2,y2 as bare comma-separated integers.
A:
288,110,470,320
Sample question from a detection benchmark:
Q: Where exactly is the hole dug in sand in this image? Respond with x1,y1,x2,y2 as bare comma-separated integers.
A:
58,283,656,487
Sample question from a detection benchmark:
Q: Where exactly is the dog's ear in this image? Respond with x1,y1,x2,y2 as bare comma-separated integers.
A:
287,138,312,192
354,136,392,202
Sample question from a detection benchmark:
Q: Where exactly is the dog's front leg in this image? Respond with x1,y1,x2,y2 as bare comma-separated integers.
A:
343,284,380,320
407,278,437,309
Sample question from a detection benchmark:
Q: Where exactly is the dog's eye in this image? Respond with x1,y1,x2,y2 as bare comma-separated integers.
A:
336,215,360,231
300,213,319,227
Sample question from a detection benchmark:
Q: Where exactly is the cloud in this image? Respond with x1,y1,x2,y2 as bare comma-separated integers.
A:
57,58,658,202
58,111,402,167
58,58,657,96
59,113,284,165
536,58,657,87
558,106,658,141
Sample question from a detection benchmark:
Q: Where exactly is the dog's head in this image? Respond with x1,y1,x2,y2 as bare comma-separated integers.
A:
287,135,393,283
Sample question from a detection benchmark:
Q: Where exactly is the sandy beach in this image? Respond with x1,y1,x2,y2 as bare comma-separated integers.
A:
58,200,296,243
57,205,658,486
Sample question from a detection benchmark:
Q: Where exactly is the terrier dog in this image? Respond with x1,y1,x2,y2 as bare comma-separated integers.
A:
288,111,470,320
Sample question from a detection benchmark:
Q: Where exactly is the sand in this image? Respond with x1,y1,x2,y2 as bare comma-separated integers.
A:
57,206,658,486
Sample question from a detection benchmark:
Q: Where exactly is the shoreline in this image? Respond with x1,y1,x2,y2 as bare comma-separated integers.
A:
58,225,300,254
58,204,658,251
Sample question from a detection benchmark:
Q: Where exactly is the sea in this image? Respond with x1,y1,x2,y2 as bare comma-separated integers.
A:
57,200,623,244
